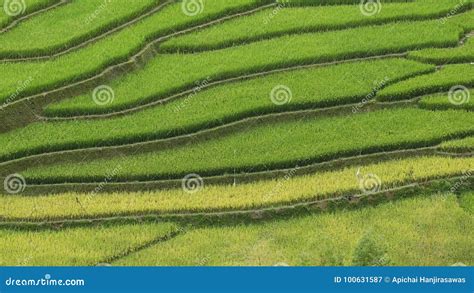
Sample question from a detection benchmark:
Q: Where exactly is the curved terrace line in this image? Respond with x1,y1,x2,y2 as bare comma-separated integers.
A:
0,0,67,34
41,53,410,121
429,31,474,69
39,57,474,125
435,150,474,156
281,0,418,7
1,176,471,228
0,2,277,112
160,20,474,55
460,31,474,45
0,96,420,168
404,31,474,74
38,35,474,120
0,0,470,62
157,6,474,54
10,148,474,196
1,88,472,172
0,0,174,63
0,18,470,139
435,63,473,70
0,59,468,154
2,7,472,111
2,93,472,171
95,227,185,266
2,2,468,62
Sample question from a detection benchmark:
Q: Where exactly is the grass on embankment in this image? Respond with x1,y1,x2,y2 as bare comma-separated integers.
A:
0,0,59,29
20,108,474,183
377,64,474,101
440,136,474,152
1,156,473,221
419,89,474,111
448,7,474,31
409,37,474,64
0,0,265,105
278,0,474,6
399,8,474,65
0,222,178,266
459,192,474,214
46,19,464,114
0,58,433,162
160,0,472,52
114,194,474,266
0,0,160,58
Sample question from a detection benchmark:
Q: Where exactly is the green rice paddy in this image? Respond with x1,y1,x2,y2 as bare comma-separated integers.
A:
0,0,472,267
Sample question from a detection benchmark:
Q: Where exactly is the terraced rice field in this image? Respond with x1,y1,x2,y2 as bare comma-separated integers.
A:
0,0,472,266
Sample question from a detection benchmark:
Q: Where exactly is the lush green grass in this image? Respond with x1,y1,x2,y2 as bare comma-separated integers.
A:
440,136,474,152
459,192,474,214
0,222,178,266
277,0,468,5
47,57,432,115
47,19,462,114
277,0,407,5
377,64,474,101
1,0,473,268
0,0,59,29
2,156,472,220
409,37,474,64
419,89,474,111
0,58,433,162
160,0,472,52
0,0,159,58
20,108,474,183
0,0,265,105
113,194,473,266
2,194,471,266
448,8,474,31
